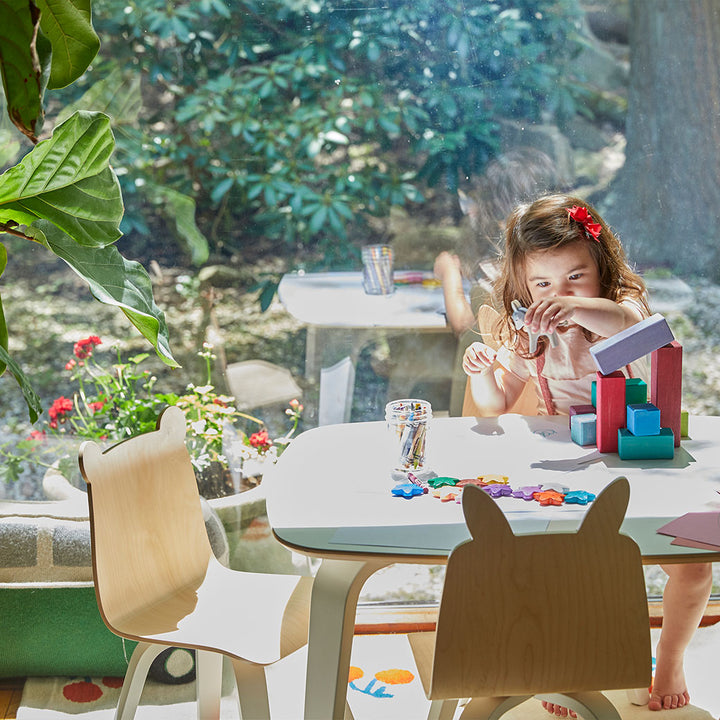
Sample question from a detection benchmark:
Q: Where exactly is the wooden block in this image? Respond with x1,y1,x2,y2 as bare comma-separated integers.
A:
626,403,661,437
570,413,597,446
569,404,596,428
618,428,674,460
590,314,674,375
596,371,626,453
651,341,683,447
591,380,596,407
625,378,647,405
681,410,689,437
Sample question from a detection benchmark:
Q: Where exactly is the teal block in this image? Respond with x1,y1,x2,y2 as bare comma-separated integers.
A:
571,413,596,447
626,403,661,436
591,380,596,407
618,427,674,460
625,378,647,405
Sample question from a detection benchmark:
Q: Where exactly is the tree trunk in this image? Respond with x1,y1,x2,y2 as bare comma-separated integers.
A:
607,0,720,279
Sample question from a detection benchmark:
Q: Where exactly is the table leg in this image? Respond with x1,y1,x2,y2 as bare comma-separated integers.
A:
303,558,389,720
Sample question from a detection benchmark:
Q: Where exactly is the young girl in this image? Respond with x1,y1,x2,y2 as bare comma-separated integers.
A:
463,194,712,713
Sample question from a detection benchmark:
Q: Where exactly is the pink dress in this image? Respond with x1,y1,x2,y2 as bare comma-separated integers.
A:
496,307,649,415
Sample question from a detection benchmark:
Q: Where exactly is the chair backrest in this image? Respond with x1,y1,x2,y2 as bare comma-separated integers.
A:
462,304,539,416
426,476,651,700
225,359,302,410
318,356,355,425
79,406,213,637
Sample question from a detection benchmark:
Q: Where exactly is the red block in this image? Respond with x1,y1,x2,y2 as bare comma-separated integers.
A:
596,371,626,453
651,341,683,447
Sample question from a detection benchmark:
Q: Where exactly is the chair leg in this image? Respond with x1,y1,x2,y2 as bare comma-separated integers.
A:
196,650,224,720
230,659,271,720
456,695,532,720
427,698,459,720
535,692,621,720
115,642,166,720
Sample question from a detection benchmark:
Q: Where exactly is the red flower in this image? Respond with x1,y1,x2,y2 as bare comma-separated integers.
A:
87,401,106,413
48,396,73,419
48,396,74,428
65,359,77,371
73,335,102,360
566,205,601,241
249,429,272,450
27,429,46,441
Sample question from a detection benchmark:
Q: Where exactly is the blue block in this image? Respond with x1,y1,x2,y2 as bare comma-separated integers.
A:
571,413,597,447
625,378,647,405
626,403,661,436
618,427,674,460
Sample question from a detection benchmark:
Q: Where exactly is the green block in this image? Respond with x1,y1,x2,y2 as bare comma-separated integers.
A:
625,378,647,405
681,410,689,437
618,427,674,460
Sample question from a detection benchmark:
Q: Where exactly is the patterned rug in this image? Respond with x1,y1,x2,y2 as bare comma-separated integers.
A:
17,629,720,719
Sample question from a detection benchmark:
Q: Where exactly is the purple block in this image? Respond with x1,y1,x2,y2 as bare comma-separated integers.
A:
589,314,674,375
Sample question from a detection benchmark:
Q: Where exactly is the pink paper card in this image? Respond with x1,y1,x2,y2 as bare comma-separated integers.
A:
670,536,720,552
657,512,720,546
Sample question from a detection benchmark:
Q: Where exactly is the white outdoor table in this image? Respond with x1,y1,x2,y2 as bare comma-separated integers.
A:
278,270,453,379
264,413,720,720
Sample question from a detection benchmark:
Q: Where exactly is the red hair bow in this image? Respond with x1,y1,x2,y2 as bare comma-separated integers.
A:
567,205,601,241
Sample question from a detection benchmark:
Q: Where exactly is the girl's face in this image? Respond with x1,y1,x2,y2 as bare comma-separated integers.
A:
524,241,601,303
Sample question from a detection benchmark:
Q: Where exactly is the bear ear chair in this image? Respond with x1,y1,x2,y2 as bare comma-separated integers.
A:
406,476,652,720
78,405,315,720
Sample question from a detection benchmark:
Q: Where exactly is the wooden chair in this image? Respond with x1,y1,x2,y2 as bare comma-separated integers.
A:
407,477,652,720
79,406,313,720
461,304,539,417
318,355,355,425
225,359,302,410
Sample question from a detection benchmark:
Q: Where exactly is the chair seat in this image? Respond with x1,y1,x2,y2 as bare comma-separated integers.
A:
225,360,302,409
110,557,313,666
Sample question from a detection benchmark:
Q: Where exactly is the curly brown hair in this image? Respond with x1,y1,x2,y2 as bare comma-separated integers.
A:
493,193,649,357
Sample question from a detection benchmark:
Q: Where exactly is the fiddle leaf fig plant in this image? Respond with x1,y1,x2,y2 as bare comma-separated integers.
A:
0,0,177,423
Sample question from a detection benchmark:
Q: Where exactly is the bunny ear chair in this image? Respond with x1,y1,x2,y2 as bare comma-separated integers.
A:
405,476,652,720
79,405,314,720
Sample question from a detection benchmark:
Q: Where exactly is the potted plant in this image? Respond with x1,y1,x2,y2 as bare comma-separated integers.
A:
0,336,303,501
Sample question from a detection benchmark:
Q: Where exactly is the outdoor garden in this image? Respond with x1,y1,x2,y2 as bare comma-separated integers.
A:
1,0,720,606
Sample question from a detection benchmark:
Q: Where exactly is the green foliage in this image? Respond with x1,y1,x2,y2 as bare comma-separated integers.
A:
0,338,304,488
64,0,584,260
0,2,179,422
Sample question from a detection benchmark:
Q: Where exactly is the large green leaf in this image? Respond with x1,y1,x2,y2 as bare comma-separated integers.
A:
0,0,51,141
0,343,43,423
151,186,209,266
40,220,178,368
0,241,7,376
37,0,99,90
56,68,142,126
0,111,122,247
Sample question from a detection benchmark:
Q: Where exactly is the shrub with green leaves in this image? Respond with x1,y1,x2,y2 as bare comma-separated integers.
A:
61,0,584,262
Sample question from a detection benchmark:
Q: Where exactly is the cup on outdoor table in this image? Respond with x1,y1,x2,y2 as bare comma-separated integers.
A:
361,244,394,295
385,398,432,480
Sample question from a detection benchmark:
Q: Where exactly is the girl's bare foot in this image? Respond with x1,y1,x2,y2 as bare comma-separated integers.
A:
648,652,690,711
540,700,577,717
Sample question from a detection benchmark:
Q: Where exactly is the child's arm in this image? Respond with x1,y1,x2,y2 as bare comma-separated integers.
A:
523,296,644,340
434,252,475,336
462,342,527,416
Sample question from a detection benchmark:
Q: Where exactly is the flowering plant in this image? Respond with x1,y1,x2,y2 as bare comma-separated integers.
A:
0,337,303,498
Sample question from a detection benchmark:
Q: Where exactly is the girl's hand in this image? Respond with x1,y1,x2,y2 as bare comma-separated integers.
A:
524,297,577,336
462,342,497,375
